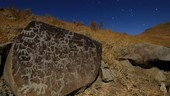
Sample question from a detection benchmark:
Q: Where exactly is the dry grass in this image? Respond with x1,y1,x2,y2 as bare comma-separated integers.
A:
1,8,169,96
1,8,169,66
0,8,149,70
137,22,170,47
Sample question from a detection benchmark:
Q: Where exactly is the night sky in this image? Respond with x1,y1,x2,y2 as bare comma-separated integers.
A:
0,0,170,35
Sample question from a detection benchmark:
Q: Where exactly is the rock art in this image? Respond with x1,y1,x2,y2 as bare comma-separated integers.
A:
3,21,102,96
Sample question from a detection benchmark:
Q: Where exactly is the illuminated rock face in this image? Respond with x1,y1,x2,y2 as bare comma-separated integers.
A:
117,43,170,69
4,21,102,96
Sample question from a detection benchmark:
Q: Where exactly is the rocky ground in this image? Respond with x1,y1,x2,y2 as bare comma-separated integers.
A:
76,60,170,96
1,45,170,96
0,8,170,96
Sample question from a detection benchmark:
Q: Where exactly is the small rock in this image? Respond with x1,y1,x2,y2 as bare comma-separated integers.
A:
155,71,166,83
160,82,167,94
101,60,109,68
101,68,114,82
145,68,167,84
119,60,134,72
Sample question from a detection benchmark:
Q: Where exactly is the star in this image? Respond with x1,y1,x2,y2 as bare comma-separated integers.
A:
111,17,115,20
130,9,134,16
121,9,125,11
153,8,158,16
155,8,158,11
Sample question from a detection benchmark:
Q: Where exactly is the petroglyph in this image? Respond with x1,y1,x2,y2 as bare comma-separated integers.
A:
4,21,102,96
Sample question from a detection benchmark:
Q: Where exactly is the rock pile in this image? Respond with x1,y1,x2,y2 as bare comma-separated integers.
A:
117,43,170,95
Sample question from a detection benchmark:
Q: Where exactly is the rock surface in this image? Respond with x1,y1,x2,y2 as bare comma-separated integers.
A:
1,8,170,96
77,59,170,96
0,42,12,77
117,43,170,69
100,60,116,83
3,21,102,96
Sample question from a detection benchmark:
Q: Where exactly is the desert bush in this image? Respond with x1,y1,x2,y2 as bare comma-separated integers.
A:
73,21,84,26
7,7,20,19
97,22,103,30
89,22,97,31
0,8,5,11
89,21,103,31
43,15,62,26
19,9,32,19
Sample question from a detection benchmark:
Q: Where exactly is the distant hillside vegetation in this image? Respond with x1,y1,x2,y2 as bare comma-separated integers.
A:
143,22,170,34
138,22,170,47
0,8,143,65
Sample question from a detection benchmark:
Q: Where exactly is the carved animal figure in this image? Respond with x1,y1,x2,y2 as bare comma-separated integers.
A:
4,21,102,96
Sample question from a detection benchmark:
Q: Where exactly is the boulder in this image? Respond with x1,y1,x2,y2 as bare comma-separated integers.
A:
3,21,102,96
0,42,12,76
117,43,170,70
0,55,1,66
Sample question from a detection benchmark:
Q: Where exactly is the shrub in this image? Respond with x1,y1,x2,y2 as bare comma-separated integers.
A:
19,9,32,19
89,22,97,31
73,21,84,26
89,21,103,31
98,22,103,30
7,7,20,19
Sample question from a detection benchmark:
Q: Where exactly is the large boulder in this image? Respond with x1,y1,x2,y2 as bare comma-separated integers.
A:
0,42,12,76
3,21,102,96
117,43,170,69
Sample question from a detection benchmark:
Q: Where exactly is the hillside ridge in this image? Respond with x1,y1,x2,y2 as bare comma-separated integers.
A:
138,22,170,47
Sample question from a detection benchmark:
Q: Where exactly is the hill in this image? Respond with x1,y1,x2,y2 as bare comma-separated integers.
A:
0,8,170,96
0,8,143,64
138,22,170,47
